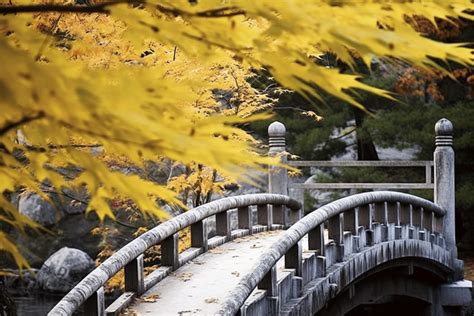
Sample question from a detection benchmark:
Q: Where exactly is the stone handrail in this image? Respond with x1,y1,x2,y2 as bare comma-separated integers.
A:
217,191,446,314
287,160,434,190
48,193,301,316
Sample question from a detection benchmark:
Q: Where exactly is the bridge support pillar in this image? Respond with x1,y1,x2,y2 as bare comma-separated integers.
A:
437,280,473,315
434,118,457,259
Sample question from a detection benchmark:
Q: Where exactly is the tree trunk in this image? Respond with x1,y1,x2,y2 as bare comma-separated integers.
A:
353,109,379,161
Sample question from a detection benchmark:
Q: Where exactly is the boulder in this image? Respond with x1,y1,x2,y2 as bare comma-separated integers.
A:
36,247,95,292
18,191,57,226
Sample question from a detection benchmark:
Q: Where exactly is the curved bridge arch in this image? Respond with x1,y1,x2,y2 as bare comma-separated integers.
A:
218,191,465,315
319,257,455,316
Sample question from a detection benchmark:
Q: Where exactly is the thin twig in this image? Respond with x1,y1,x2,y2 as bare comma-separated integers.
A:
0,1,245,17
0,1,130,14
24,143,102,152
155,4,244,18
35,13,63,61
0,111,45,136
172,46,177,61
329,127,357,141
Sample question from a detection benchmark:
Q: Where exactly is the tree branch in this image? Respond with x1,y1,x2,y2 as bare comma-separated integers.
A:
24,143,102,152
329,127,357,141
0,111,45,136
0,2,118,14
155,4,244,18
0,1,245,17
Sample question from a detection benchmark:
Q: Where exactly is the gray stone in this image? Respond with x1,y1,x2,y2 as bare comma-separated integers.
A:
18,191,58,226
37,247,95,293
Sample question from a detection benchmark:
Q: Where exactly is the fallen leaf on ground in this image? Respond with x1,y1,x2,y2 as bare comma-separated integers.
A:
176,272,193,282
121,308,138,316
141,294,160,302
205,298,219,304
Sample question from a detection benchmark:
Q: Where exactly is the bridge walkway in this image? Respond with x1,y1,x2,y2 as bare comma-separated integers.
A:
128,230,291,315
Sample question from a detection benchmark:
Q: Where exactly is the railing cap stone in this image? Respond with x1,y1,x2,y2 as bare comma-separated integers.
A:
435,118,453,136
268,121,286,137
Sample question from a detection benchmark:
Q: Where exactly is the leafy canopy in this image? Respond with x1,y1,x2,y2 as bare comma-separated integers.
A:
0,0,472,269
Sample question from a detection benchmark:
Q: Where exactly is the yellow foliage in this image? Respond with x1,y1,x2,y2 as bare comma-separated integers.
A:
0,0,472,268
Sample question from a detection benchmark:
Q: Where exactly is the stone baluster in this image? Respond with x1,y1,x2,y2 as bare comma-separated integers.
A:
434,118,456,257
258,265,277,296
308,223,325,255
257,204,271,228
161,233,179,270
191,220,208,251
343,208,358,235
328,214,344,261
285,241,303,277
84,287,105,316
216,211,232,240
125,254,145,295
237,206,253,234
272,204,286,226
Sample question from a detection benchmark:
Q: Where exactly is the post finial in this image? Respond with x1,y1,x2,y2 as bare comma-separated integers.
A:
435,118,453,146
268,121,286,137
268,121,286,150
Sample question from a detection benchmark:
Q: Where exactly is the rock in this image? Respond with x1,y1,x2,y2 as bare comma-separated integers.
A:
37,247,95,293
18,191,58,226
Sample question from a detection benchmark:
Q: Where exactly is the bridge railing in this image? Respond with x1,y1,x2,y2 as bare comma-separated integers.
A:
267,118,456,258
218,191,447,314
287,160,434,190
48,193,301,316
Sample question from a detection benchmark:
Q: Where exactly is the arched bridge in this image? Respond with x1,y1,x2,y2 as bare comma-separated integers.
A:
49,119,472,315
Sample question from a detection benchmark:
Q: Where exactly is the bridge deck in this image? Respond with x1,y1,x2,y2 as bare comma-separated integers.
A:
128,230,285,315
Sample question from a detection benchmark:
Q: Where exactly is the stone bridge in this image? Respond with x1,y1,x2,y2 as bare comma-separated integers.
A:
48,119,472,316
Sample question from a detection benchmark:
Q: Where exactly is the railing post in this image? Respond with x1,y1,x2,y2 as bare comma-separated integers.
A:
434,118,456,257
258,265,277,296
268,121,300,225
125,254,145,295
84,287,105,316
216,211,232,239
237,206,253,234
162,233,179,270
268,121,288,196
191,220,208,251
